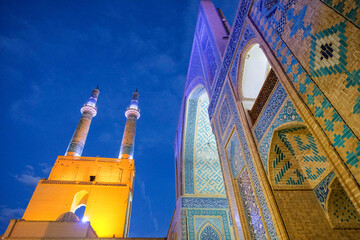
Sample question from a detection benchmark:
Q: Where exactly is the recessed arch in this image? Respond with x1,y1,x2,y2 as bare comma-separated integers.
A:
182,84,225,195
268,123,331,190
197,222,223,240
265,123,360,237
327,178,360,229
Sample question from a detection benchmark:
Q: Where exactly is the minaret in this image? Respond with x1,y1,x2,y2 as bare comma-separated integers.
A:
119,89,140,159
65,86,99,156
18,87,135,238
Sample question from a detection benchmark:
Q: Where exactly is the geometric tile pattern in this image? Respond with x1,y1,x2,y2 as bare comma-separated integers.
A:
253,83,288,142
186,209,232,240
194,94,225,195
208,0,252,119
250,0,360,184
309,20,360,116
218,82,278,239
219,99,231,134
182,209,187,240
198,223,221,240
313,171,335,210
309,21,347,78
238,169,267,240
202,31,218,82
181,197,229,209
229,24,256,86
268,126,331,189
286,4,312,40
258,99,303,173
328,178,360,228
187,41,205,85
321,0,360,27
225,131,245,178
184,97,200,194
197,5,221,85
215,127,245,240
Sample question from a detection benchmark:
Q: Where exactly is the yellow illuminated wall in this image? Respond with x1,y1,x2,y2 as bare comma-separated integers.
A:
23,155,135,238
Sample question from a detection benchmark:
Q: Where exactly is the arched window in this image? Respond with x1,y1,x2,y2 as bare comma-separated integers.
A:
241,44,271,112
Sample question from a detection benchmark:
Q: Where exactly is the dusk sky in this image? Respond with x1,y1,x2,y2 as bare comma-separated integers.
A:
0,0,238,237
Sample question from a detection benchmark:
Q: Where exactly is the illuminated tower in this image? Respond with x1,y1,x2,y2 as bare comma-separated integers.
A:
119,89,140,159
15,88,136,238
65,86,99,156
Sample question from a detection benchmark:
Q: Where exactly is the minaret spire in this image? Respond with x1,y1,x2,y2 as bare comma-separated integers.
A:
65,87,100,156
119,90,140,159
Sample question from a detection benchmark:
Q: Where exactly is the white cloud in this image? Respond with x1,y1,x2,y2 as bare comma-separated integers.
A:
13,163,50,186
39,163,52,175
14,173,41,186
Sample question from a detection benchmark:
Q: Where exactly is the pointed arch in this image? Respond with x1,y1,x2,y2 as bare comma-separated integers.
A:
239,43,271,111
327,178,360,228
197,221,222,240
70,190,89,213
267,123,332,189
182,84,225,195
236,42,279,125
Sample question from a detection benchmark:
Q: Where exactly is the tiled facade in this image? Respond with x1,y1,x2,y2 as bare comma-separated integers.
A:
168,0,360,239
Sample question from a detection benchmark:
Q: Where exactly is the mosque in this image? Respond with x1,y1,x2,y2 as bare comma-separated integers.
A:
2,0,360,239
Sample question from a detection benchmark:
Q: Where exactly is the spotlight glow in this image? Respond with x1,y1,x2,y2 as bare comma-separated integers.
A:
82,216,89,222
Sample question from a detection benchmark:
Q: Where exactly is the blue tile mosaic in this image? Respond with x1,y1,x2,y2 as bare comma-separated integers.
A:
186,209,231,240
258,99,303,173
253,83,288,142
208,0,252,119
218,82,278,239
226,131,245,178
238,168,267,240
314,171,335,210
181,197,229,209
219,99,231,134
250,0,360,182
229,24,256,86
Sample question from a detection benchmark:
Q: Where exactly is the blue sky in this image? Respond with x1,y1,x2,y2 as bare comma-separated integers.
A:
0,0,238,237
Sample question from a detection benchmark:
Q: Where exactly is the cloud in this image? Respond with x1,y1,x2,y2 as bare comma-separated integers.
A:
14,173,41,186
38,163,52,175
0,205,25,223
13,163,50,186
138,180,158,232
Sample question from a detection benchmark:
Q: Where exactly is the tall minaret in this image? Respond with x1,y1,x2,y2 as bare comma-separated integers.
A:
65,86,99,156
119,89,140,159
